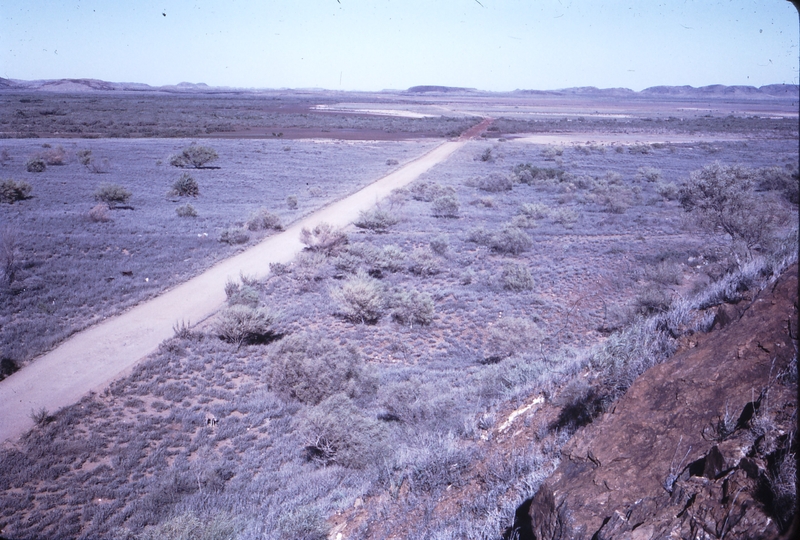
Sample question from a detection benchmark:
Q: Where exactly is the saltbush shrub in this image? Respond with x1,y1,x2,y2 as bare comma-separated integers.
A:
431,195,460,218
477,173,513,192
94,184,131,208
88,203,111,222
169,173,199,197
246,208,282,231
354,207,399,232
330,271,385,323
268,333,371,405
429,235,449,256
637,167,663,182
409,181,453,202
519,202,549,219
219,228,249,245
215,305,276,348
490,226,532,254
170,144,219,168
389,288,435,327
286,195,298,209
512,164,566,185
26,157,46,173
0,180,32,204
485,317,541,361
300,222,348,254
679,161,777,256
300,393,387,468
500,263,534,291
407,247,440,276
175,203,197,217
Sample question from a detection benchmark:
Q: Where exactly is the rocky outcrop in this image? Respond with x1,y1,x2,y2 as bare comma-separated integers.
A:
522,265,798,540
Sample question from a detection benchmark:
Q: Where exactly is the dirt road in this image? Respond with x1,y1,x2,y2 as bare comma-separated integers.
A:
0,122,490,444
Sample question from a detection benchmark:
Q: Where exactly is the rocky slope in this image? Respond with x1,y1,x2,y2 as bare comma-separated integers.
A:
518,265,798,540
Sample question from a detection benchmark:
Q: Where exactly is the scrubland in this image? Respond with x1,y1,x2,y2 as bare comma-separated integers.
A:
0,97,797,539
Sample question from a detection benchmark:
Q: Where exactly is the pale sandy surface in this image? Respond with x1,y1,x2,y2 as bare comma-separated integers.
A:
0,139,467,444
507,132,749,145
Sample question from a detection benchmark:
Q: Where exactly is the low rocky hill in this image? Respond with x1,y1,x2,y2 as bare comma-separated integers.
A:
516,265,798,539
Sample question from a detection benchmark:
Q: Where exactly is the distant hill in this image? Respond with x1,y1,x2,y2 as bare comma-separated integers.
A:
1,77,797,99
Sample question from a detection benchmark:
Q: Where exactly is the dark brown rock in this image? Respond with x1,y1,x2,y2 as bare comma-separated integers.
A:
526,265,798,540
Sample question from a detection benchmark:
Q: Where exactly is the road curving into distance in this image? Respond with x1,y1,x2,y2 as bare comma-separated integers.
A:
0,118,493,444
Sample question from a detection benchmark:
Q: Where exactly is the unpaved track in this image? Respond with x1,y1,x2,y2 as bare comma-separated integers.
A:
0,124,489,444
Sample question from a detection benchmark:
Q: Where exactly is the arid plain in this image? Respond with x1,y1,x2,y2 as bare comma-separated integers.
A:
0,82,797,539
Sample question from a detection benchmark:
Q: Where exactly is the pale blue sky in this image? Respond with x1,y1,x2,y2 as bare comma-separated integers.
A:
1,0,797,91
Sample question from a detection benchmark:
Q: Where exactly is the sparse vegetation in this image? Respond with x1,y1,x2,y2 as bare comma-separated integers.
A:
0,101,797,540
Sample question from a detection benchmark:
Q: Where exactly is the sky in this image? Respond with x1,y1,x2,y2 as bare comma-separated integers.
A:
1,0,798,92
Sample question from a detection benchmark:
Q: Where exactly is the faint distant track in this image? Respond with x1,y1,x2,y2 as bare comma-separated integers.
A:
0,121,491,445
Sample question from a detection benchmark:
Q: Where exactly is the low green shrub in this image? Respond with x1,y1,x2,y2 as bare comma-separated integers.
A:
0,180,32,203
215,305,277,347
169,173,199,197
268,333,372,405
300,393,387,468
431,195,460,218
429,235,449,256
477,173,513,192
175,203,197,217
300,222,347,254
330,271,384,323
637,167,663,182
94,184,131,208
355,207,399,232
286,195,298,209
169,144,219,168
26,157,46,173
246,208,282,231
490,226,532,254
88,203,112,222
501,263,534,291
409,181,454,202
219,228,249,245
389,288,435,327
407,247,440,276
512,164,566,185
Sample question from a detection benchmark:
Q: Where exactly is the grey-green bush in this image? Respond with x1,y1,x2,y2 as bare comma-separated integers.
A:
215,305,276,348
354,207,399,232
0,180,32,204
94,184,131,208
169,144,219,168
175,203,197,217
25,157,46,173
390,288,435,327
300,393,387,468
246,208,282,231
169,173,199,197
330,271,384,323
432,194,460,218
501,263,534,291
268,333,372,405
